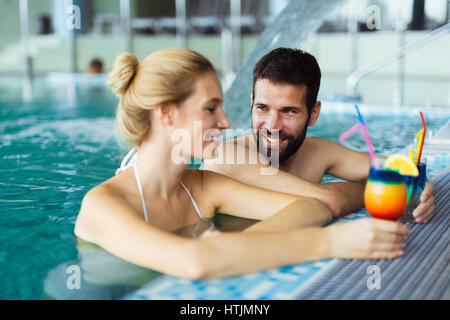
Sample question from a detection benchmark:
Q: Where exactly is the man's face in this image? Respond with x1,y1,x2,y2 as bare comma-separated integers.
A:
251,79,316,162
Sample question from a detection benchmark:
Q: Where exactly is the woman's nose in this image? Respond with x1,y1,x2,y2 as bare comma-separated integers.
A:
217,109,231,129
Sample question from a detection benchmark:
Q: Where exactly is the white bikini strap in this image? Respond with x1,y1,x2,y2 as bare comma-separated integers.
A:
133,163,149,222
129,151,212,229
116,148,138,175
179,181,206,220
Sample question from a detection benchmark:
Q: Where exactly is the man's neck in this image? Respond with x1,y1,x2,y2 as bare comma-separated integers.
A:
247,133,304,172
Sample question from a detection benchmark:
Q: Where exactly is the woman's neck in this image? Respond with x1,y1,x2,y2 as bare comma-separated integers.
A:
135,137,189,201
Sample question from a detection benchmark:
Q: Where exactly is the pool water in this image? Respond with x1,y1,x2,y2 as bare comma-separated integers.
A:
0,77,448,299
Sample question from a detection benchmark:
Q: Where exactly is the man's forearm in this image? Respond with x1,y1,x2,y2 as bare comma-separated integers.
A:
320,181,366,218
203,162,338,216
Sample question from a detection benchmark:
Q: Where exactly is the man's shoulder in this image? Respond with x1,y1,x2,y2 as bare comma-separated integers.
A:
299,137,348,164
304,136,340,151
306,136,364,155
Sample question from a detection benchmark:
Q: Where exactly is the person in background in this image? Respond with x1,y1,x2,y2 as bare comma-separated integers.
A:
87,58,104,74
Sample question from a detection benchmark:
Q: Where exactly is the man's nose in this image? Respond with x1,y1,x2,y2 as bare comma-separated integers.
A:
265,112,282,132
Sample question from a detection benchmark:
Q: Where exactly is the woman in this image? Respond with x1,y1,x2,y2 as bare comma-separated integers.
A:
74,48,409,280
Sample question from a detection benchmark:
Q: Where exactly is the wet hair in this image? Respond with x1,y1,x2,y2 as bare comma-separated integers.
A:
252,47,321,114
107,48,215,146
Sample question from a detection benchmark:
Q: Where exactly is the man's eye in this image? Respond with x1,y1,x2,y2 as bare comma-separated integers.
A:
206,107,216,113
257,105,268,111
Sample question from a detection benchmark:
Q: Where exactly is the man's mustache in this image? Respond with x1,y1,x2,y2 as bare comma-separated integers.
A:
256,129,294,142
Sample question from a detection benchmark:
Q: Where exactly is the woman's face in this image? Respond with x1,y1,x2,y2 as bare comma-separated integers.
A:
172,72,230,161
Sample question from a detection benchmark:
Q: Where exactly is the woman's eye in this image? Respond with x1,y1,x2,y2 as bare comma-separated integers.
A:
206,107,216,113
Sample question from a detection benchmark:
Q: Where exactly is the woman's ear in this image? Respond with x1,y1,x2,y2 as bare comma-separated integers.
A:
154,103,175,125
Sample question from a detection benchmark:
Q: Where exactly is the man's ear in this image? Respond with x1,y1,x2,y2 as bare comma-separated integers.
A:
154,103,174,125
307,101,321,126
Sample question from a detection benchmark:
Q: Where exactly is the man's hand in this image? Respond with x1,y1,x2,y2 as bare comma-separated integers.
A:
413,182,435,224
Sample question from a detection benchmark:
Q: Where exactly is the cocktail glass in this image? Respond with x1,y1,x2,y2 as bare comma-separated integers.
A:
401,157,427,223
364,158,408,220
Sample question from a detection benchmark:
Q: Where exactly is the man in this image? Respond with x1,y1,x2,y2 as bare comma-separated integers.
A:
202,48,435,222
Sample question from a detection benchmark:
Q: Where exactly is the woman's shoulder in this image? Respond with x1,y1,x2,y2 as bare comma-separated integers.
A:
183,167,228,187
83,183,122,206
85,170,129,201
75,181,134,243
181,169,205,190
77,183,119,218
81,174,139,222
89,165,141,202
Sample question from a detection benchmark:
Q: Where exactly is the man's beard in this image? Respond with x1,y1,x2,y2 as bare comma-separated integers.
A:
253,124,308,163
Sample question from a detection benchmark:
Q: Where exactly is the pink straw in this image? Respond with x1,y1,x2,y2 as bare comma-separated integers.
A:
340,105,378,169
340,123,363,141
361,125,378,169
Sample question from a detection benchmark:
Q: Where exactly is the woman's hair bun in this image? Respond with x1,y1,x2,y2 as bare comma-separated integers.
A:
107,53,139,95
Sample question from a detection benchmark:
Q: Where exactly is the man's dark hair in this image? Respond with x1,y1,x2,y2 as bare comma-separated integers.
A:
252,47,321,114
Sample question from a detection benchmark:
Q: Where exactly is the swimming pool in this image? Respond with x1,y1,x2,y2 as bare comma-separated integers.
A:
0,76,448,299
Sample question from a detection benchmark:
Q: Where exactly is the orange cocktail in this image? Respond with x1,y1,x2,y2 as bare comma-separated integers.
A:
364,166,407,220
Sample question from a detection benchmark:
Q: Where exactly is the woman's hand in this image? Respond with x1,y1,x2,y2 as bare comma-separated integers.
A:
326,218,411,260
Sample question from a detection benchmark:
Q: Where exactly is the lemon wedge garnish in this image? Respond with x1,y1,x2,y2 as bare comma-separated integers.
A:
383,154,419,177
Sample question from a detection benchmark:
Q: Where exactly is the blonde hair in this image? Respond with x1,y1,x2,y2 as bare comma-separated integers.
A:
107,48,215,147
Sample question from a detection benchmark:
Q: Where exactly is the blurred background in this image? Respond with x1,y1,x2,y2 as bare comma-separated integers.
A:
0,0,449,107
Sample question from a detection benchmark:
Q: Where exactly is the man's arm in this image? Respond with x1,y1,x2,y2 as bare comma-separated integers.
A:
321,138,435,223
320,181,365,218
309,138,369,217
321,139,372,182
202,141,343,217
203,138,373,217
202,170,333,229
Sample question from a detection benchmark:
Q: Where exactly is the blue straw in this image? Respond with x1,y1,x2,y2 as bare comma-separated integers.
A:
354,104,365,125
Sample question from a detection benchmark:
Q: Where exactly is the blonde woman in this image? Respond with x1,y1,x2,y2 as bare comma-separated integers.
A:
74,48,410,280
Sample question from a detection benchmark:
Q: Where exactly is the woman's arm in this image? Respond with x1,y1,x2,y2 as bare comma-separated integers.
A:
75,186,409,280
75,188,203,279
201,170,333,231
243,198,331,233
75,186,330,279
195,227,328,278
196,217,409,279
